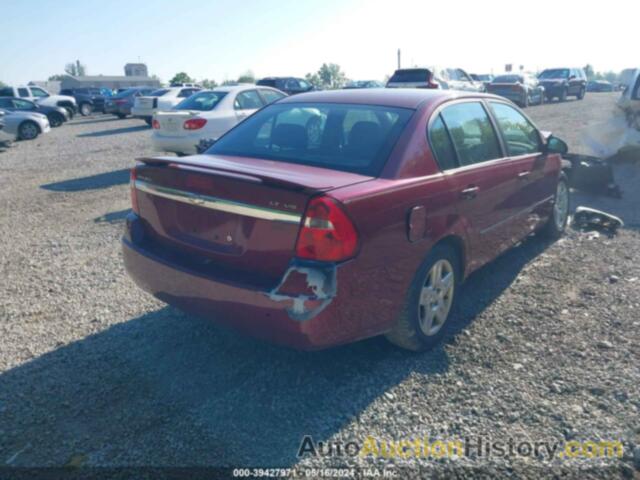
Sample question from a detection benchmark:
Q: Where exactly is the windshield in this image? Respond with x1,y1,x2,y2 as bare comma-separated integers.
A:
493,75,522,83
389,69,431,83
207,102,414,176
539,69,569,79
175,91,227,111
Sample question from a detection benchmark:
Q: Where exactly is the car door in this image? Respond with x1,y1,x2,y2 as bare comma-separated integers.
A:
487,100,554,238
234,89,264,122
432,101,520,269
569,69,581,95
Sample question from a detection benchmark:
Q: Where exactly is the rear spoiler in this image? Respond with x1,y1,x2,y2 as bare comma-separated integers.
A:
135,156,325,193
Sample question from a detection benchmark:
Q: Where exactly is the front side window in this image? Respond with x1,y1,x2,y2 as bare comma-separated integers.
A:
178,88,198,98
175,91,227,111
0,88,14,97
13,99,35,110
489,102,541,156
0,98,12,108
439,102,502,166
207,102,414,176
234,90,264,110
18,88,30,98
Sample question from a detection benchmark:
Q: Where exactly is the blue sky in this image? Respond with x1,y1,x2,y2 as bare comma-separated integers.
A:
0,0,635,86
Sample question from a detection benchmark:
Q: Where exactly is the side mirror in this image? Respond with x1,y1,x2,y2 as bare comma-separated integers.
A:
546,135,568,155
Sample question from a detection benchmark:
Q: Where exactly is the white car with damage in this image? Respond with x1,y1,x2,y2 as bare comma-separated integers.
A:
151,85,286,155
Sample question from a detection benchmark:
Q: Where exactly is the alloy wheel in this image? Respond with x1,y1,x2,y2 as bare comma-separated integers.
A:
418,259,455,336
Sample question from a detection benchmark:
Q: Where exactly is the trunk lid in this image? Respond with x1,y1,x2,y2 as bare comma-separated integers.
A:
134,155,372,285
154,111,200,136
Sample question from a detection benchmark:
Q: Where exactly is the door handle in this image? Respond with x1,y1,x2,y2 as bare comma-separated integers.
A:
517,171,531,179
460,186,479,199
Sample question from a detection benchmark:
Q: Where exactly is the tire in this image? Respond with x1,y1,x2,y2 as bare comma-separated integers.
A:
144,118,152,127
79,103,93,116
48,113,64,128
577,87,585,100
385,244,460,352
63,107,74,119
18,121,40,140
540,173,570,239
559,88,568,102
116,113,127,119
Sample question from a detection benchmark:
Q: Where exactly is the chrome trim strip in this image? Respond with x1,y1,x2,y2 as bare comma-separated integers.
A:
135,180,302,224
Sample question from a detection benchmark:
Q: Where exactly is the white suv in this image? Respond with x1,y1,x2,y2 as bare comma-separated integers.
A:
0,86,77,117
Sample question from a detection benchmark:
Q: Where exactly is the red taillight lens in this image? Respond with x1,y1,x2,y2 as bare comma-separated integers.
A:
152,119,160,129
427,79,439,89
115,99,127,105
130,168,139,214
184,118,207,130
295,196,358,262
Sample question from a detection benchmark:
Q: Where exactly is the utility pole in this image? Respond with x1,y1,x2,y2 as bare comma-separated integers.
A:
397,49,401,69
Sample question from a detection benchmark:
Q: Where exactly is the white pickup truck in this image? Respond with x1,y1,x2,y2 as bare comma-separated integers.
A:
0,85,77,118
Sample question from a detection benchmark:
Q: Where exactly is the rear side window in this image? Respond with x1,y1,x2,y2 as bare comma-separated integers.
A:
234,90,264,110
18,88,30,97
0,88,13,97
429,114,458,170
259,89,285,104
208,103,414,176
439,102,502,166
149,89,169,97
489,102,541,156
178,88,198,98
256,79,277,87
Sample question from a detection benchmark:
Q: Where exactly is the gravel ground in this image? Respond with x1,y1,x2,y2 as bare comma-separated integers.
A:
0,93,638,478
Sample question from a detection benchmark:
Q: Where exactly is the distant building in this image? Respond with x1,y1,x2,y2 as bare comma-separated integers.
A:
59,75,160,91
124,63,149,77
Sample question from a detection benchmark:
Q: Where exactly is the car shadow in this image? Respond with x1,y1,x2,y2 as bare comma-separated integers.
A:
77,125,148,138
69,116,121,126
94,209,130,224
0,234,551,467
40,169,129,192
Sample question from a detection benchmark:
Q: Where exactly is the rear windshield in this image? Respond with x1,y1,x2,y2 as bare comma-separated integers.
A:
389,69,431,83
207,102,414,176
539,69,569,79
175,91,227,111
256,79,277,87
114,89,135,98
493,75,522,83
149,89,170,97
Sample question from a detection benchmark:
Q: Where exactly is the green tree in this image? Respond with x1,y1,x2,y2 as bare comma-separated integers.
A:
304,72,322,89
48,74,66,81
64,60,86,76
169,72,195,85
0,80,6,88
237,70,255,84
584,64,594,80
201,78,218,89
318,63,347,89
221,79,237,86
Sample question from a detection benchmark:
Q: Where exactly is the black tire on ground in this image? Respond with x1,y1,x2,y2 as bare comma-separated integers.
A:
64,107,74,119
116,113,127,119
577,87,586,100
540,173,570,240
18,121,40,140
79,103,93,116
385,244,461,352
48,113,64,128
559,88,568,102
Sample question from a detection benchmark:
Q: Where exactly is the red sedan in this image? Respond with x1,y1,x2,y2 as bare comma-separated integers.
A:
123,89,570,351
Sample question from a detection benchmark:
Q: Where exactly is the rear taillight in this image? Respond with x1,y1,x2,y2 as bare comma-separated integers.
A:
184,118,207,130
152,119,160,129
130,168,139,214
295,196,358,262
115,99,127,105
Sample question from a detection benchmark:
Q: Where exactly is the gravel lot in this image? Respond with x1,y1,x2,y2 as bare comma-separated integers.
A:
0,93,638,478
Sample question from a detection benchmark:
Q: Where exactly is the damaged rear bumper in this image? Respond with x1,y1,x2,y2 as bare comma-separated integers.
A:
122,226,356,350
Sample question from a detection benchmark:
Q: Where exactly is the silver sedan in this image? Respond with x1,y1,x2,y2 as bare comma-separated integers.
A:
0,108,50,140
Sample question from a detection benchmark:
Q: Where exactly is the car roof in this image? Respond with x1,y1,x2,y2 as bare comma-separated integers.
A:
277,88,479,109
